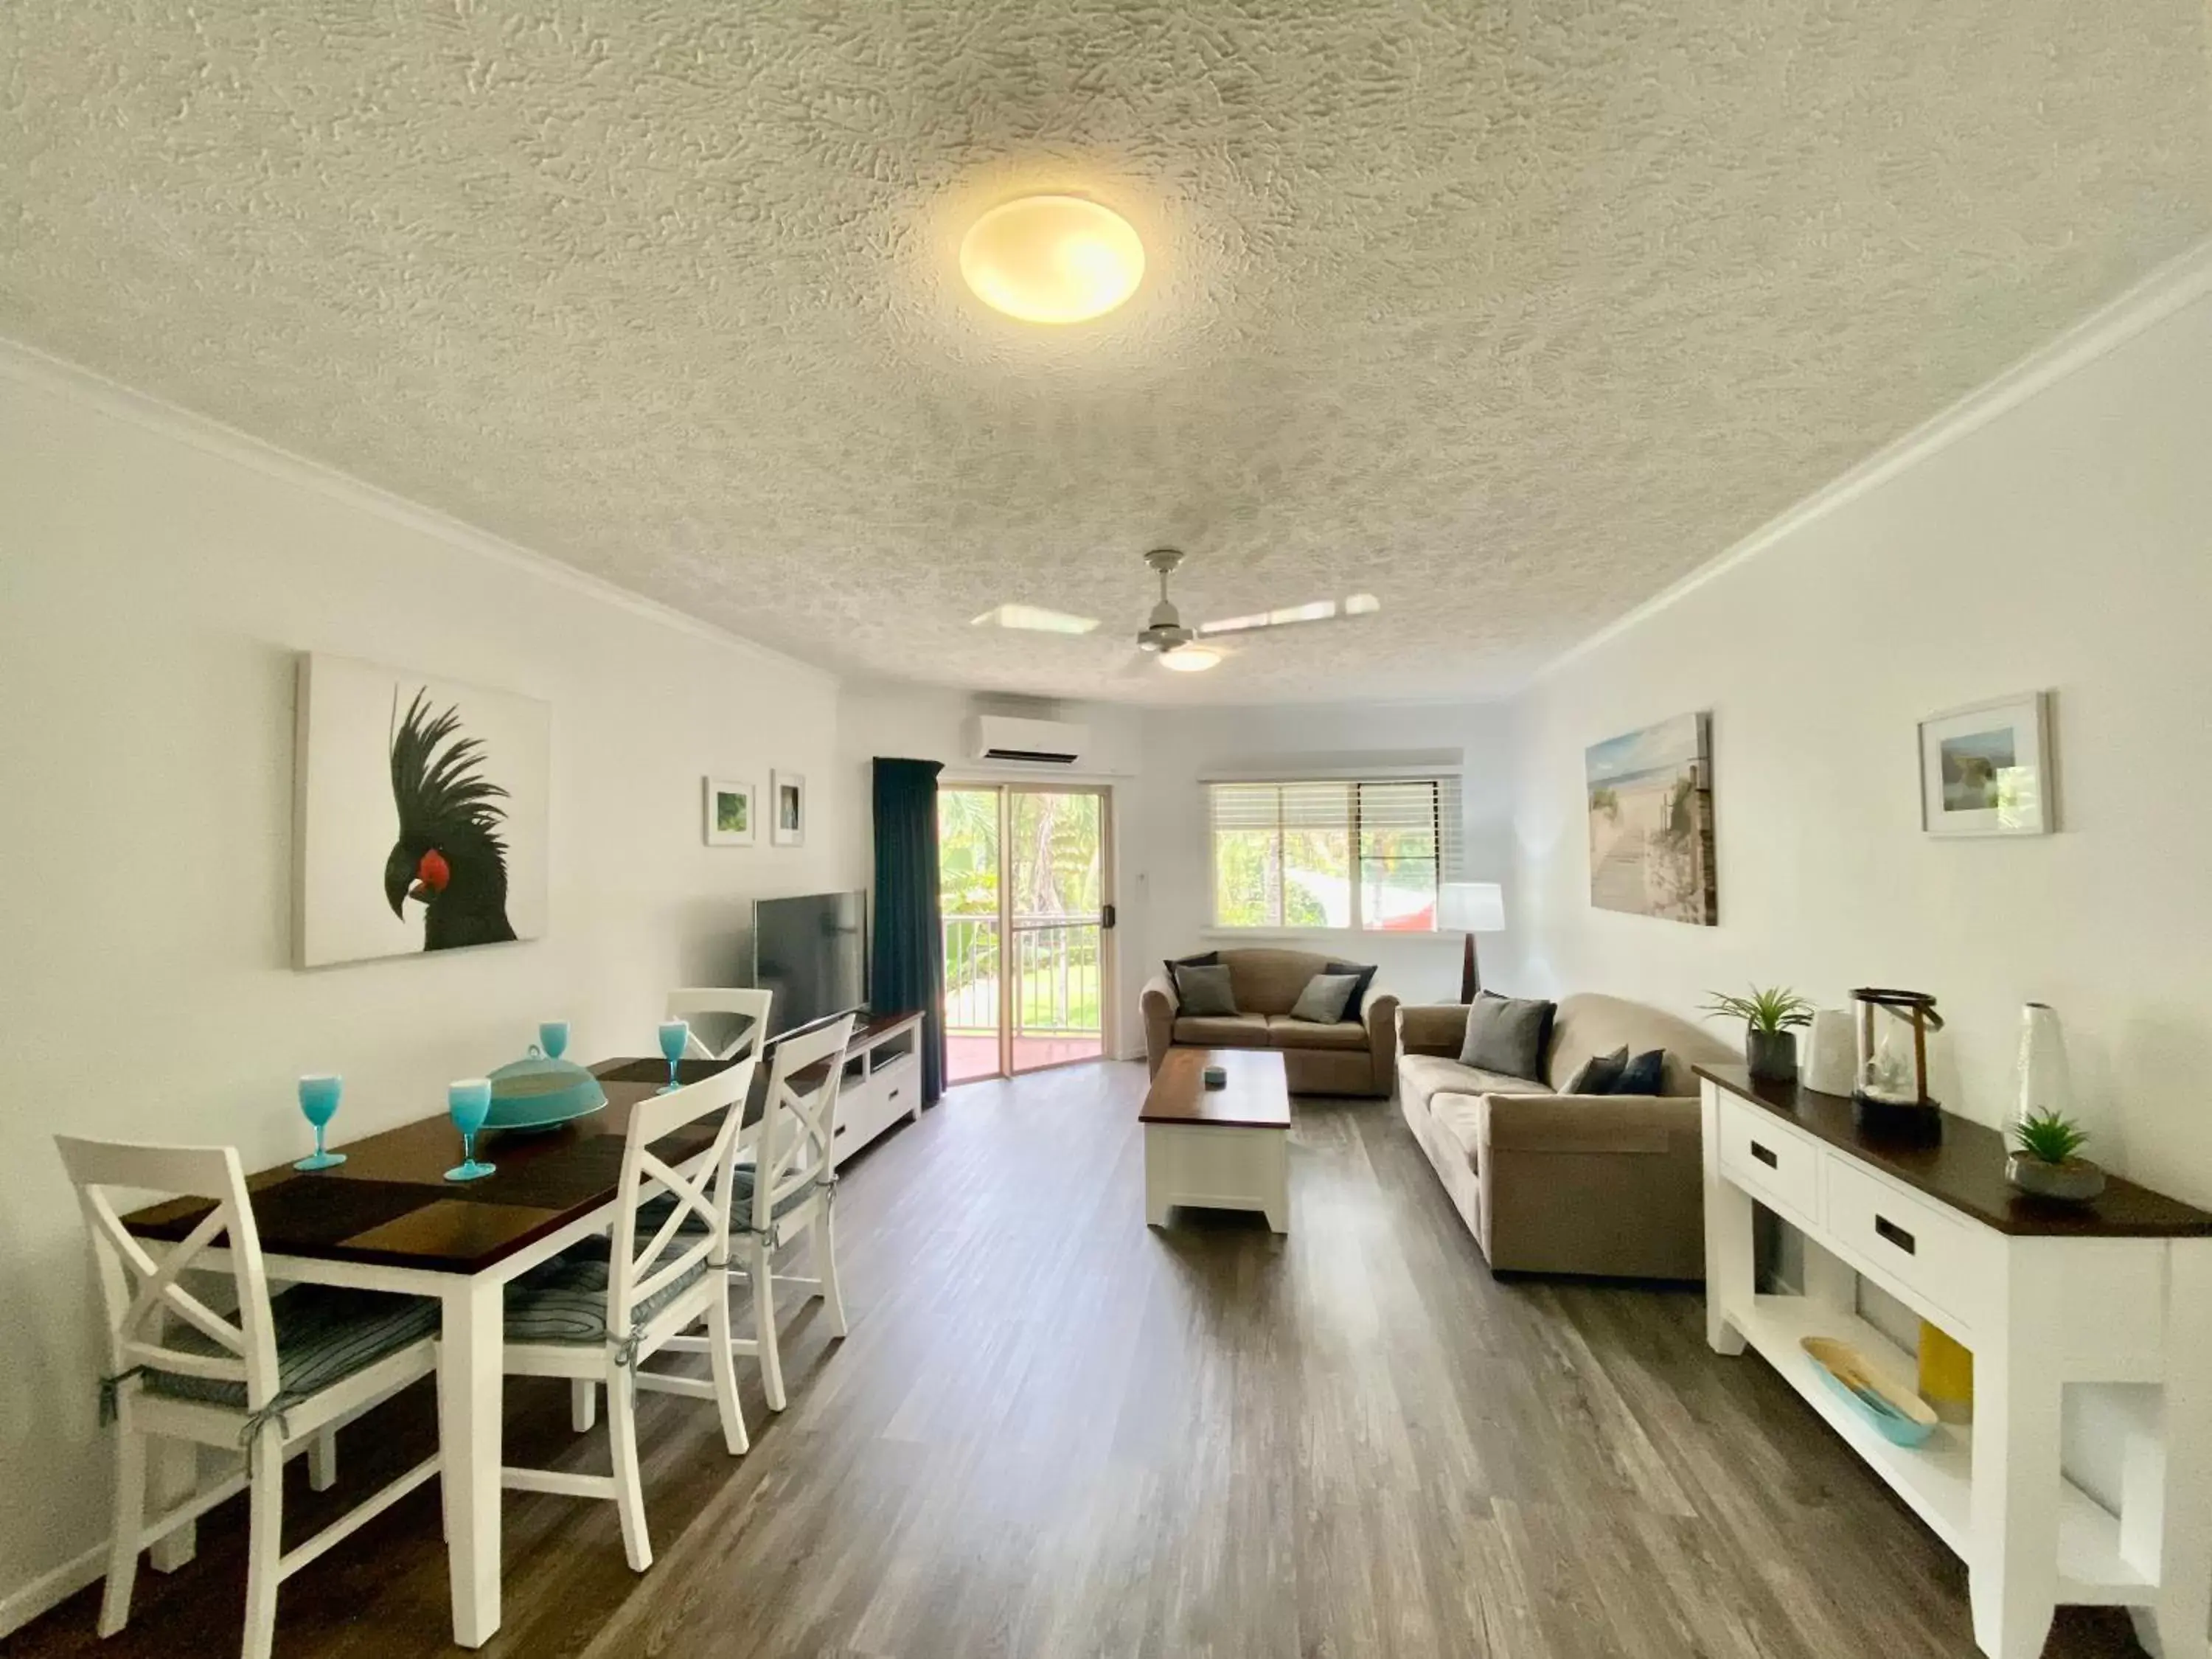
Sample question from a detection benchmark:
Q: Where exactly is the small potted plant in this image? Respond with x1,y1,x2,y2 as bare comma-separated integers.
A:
2006,1108,2106,1203
1703,986,1815,1084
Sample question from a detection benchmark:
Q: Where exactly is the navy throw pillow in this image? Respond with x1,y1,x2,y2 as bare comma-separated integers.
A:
1613,1048,1668,1096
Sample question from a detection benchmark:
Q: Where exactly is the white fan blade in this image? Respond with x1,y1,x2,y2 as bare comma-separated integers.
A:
1197,593,1380,637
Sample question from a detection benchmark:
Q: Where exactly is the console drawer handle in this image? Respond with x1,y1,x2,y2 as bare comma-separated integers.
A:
1874,1215,1916,1255
1750,1141,1778,1169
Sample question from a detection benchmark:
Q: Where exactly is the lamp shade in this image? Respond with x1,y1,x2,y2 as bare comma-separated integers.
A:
1437,881,1505,934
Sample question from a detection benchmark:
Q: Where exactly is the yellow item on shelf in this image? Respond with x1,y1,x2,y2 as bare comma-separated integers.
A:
1918,1319,1975,1422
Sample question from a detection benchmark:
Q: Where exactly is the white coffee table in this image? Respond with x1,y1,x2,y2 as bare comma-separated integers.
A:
1140,1047,1290,1233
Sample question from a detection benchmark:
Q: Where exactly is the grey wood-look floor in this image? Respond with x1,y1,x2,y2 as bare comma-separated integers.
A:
15,1062,2147,1658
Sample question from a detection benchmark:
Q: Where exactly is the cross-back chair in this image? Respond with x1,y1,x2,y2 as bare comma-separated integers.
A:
665,1013,855,1412
56,1136,442,1659
665,987,774,1063
498,1052,757,1572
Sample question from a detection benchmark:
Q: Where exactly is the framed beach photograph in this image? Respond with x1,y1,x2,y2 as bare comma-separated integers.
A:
703,777,757,846
771,769,807,847
1919,692,2052,836
1585,711,1717,926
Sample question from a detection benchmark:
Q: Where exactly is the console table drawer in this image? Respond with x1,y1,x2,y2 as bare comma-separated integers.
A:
1821,1155,1997,1325
1717,1095,1820,1223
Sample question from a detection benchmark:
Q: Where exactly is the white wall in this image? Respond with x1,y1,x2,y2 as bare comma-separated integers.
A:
1500,262,2212,1206
835,682,1152,1057
1135,699,1519,1006
0,347,854,1623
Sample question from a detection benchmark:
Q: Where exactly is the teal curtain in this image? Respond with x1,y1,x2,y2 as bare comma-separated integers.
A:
870,757,945,1103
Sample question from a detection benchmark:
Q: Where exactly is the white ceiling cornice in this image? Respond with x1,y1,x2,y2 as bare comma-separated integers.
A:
1534,231,2212,683
0,335,842,690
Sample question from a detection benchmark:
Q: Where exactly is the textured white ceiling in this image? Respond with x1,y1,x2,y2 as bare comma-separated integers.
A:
4,4,2209,702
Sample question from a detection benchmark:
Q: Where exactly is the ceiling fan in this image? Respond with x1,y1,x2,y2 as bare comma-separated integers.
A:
1127,547,1380,672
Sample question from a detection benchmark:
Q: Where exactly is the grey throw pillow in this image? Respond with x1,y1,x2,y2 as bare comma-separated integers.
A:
1289,972,1360,1024
1175,964,1239,1018
1323,959,1379,1018
1457,992,1557,1081
1563,1046,1630,1095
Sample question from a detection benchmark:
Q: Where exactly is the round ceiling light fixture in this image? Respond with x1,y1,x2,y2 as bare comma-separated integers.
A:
1158,646,1220,673
960,195,1144,324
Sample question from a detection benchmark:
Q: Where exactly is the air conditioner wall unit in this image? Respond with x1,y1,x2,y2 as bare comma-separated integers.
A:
965,714,1090,765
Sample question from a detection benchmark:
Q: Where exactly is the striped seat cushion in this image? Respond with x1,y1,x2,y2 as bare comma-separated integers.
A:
142,1285,437,1411
502,1251,708,1346
634,1166,823,1240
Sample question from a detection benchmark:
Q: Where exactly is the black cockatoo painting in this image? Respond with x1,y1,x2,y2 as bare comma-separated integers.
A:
384,690,518,950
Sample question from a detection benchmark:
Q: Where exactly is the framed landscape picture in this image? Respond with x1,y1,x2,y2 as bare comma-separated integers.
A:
771,770,807,847
704,777,757,846
295,653,549,967
1585,712,1717,926
1919,692,2052,836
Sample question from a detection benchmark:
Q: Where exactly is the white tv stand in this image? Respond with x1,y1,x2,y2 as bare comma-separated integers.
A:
830,1009,925,1169
1699,1066,2212,1659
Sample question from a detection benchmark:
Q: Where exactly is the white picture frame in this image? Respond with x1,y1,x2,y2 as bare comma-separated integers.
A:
771,769,807,847
1919,692,2053,837
703,776,757,846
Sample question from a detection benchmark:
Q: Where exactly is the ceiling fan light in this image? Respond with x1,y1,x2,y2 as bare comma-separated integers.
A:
1159,647,1220,672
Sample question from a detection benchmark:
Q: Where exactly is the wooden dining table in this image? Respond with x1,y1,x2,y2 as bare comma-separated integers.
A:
123,1054,759,1649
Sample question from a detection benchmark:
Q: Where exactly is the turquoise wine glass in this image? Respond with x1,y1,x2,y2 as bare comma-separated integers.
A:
538,1020,570,1061
294,1074,347,1172
445,1078,495,1182
657,1020,689,1093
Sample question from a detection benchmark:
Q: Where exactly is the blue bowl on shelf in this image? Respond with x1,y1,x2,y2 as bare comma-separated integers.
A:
1802,1336,1938,1447
484,1048,608,1131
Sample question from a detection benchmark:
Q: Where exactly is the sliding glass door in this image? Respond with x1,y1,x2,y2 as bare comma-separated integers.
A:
939,783,1112,1082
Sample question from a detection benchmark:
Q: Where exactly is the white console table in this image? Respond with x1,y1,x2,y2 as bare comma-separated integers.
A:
1699,1066,2212,1659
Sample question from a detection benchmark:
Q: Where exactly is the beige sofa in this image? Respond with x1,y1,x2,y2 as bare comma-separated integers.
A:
1141,947,1399,1097
1397,994,1733,1280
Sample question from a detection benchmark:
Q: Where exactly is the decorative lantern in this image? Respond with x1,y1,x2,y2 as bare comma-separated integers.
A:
1851,987,1944,1141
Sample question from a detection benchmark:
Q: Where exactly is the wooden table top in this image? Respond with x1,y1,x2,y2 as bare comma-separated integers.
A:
1139,1048,1291,1130
1698,1065,2212,1239
124,1057,756,1275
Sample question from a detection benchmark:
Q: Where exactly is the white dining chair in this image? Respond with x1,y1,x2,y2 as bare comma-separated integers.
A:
567,987,775,1440
56,1136,442,1659
498,1054,756,1571
666,1014,855,1413
666,987,774,1063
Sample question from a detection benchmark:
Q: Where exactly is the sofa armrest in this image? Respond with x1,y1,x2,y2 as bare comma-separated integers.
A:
1469,1091,1707,1279
1477,1093,1701,1155
1396,1001,1470,1058
1140,973,1180,1077
1363,987,1401,1093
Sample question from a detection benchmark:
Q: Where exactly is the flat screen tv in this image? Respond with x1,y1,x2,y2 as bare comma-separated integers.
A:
751,889,868,1043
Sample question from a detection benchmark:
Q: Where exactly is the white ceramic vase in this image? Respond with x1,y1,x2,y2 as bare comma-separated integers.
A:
1801,1008,1857,1096
2014,1002,2073,1127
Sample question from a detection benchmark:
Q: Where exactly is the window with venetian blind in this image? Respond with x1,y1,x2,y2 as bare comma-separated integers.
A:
1206,779,1457,931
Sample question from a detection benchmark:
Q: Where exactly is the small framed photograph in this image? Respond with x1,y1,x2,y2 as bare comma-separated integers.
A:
703,777,757,847
771,770,807,847
1919,692,2052,837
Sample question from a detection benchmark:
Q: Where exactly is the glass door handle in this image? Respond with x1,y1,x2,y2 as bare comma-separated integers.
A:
1101,904,1116,930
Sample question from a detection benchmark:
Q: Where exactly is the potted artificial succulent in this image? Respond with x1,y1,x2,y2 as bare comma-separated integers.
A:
2006,1108,2106,1203
1704,986,1815,1084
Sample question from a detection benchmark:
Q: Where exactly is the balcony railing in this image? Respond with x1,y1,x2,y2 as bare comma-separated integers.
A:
942,914,1102,1038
